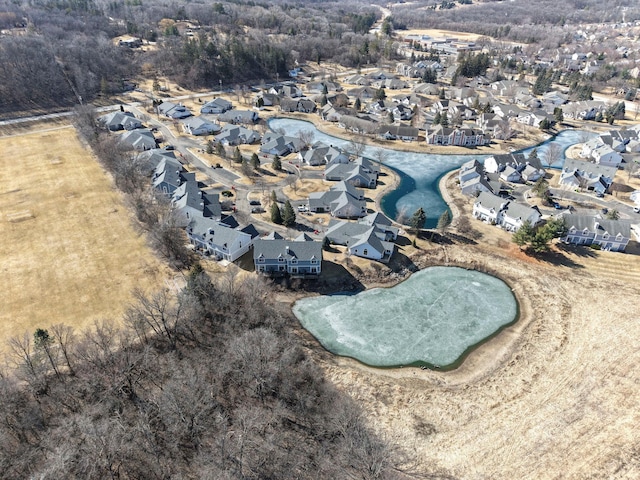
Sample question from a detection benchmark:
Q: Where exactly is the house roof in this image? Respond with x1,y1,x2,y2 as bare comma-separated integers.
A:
475,191,507,211
562,158,617,180
120,128,156,150
564,214,630,238
253,237,322,262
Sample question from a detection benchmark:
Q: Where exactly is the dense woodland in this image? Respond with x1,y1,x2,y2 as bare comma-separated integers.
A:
1,266,403,478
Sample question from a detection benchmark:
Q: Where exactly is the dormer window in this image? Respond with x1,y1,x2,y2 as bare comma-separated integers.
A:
258,254,265,263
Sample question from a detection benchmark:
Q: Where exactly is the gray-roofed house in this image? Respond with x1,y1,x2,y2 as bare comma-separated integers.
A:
120,128,157,151
501,202,541,232
200,98,233,114
171,181,223,226
99,111,142,131
325,217,396,263
559,158,616,195
182,116,221,136
377,125,420,141
472,191,508,224
260,133,305,156
253,233,322,277
152,157,193,195
218,109,259,124
298,143,349,166
324,163,376,188
308,181,367,218
279,97,317,113
158,102,193,119
215,124,261,146
136,148,178,173
561,214,630,252
186,217,258,261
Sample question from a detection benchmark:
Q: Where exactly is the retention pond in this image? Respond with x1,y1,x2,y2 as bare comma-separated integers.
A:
293,266,518,369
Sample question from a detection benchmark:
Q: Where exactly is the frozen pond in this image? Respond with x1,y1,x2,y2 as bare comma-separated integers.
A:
268,118,594,228
293,266,518,369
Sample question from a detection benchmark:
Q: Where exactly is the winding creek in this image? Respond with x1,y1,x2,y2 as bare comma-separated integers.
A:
269,117,595,227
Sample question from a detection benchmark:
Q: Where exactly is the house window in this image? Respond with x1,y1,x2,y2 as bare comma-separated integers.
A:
279,266,285,271
258,256,265,262
363,249,368,256
311,267,317,273
291,267,298,274
291,258,297,264
259,266,265,272
310,259,318,264
278,257,285,262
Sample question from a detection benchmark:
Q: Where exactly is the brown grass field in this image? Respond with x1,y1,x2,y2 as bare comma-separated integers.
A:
0,125,168,351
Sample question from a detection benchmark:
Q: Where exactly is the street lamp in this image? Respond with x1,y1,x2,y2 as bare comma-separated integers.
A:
219,79,222,91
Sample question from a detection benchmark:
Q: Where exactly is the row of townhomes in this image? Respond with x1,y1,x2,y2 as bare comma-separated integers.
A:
472,191,542,232
558,158,616,195
457,154,545,197
149,149,260,262
560,215,631,252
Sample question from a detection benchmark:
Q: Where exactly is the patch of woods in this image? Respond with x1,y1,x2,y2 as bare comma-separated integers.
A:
0,0,399,117
1,265,402,478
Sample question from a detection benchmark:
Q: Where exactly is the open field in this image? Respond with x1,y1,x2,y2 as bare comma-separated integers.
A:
298,171,640,479
0,125,168,351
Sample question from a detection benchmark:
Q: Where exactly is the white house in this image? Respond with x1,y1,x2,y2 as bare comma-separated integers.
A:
561,214,630,252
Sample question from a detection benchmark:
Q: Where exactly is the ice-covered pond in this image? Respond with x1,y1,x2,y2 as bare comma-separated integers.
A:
293,266,518,369
268,118,594,228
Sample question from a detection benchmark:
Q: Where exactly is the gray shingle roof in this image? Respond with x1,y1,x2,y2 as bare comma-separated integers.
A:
253,238,322,262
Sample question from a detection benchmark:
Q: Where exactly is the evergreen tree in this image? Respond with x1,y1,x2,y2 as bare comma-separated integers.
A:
437,210,451,233
374,87,386,100
281,200,296,227
433,111,442,125
270,202,283,224
354,97,361,112
320,94,328,107
270,190,277,205
554,107,564,124
421,68,437,84
206,140,214,154
272,154,281,171
410,207,426,234
233,146,242,163
322,236,331,251
539,118,551,130
528,148,538,161
439,113,449,128
250,152,260,170
439,88,446,99
512,220,534,249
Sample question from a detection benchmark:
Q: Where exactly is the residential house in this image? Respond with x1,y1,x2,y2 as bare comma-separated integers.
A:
425,126,488,147
120,128,157,151
158,102,193,119
172,181,223,226
325,213,397,262
200,98,233,114
181,116,221,136
269,83,303,98
378,125,419,141
473,192,540,231
186,217,259,261
253,233,322,277
324,163,377,188
215,124,260,146
559,158,616,195
99,111,142,131
298,142,349,166
472,191,508,224
484,153,545,181
152,157,192,196
561,214,630,252
260,132,304,157
218,109,259,124
501,202,542,232
308,181,367,218
279,97,317,113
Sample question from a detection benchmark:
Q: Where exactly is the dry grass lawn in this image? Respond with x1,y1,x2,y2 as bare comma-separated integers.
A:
0,125,167,350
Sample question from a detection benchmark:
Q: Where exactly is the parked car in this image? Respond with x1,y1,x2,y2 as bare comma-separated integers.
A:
553,203,563,209
251,207,263,213
595,192,604,198
297,205,308,212
249,200,261,206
